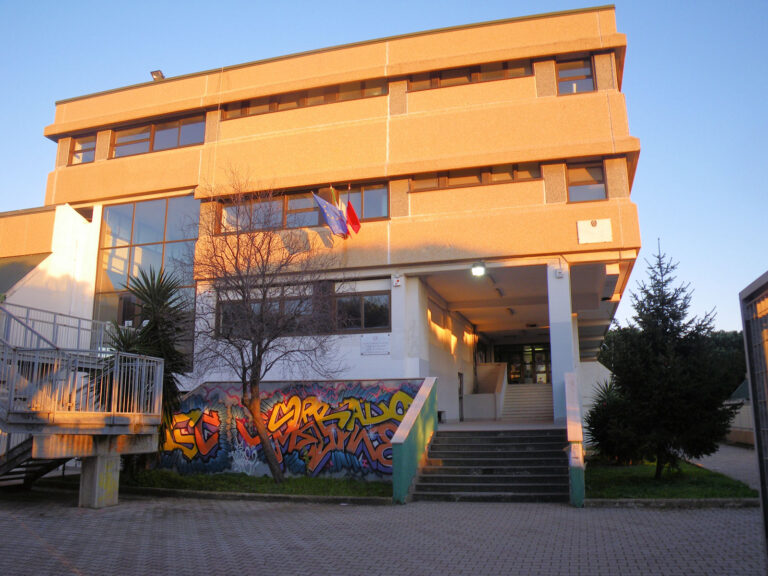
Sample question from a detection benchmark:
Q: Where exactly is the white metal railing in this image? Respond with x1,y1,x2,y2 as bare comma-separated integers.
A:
0,431,30,461
0,346,163,423
0,303,118,351
0,306,57,350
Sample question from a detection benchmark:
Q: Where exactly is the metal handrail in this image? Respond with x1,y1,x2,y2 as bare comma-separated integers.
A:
0,303,120,351
0,307,57,350
0,346,163,422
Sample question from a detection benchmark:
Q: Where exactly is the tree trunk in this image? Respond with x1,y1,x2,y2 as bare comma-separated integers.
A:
247,393,285,483
654,451,665,480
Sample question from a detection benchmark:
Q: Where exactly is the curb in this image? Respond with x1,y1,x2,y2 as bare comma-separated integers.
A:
585,498,760,509
36,479,393,506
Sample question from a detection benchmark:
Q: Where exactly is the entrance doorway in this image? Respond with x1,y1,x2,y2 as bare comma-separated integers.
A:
494,344,551,385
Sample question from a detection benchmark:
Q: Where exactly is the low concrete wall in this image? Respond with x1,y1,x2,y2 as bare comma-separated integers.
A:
391,377,437,503
463,393,495,420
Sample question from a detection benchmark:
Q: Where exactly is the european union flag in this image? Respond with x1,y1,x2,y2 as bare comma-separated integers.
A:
312,193,348,237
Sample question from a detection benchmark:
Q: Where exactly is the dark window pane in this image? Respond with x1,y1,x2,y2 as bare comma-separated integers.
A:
490,164,514,182
132,199,166,244
568,165,604,185
516,163,541,180
558,77,595,94
337,296,361,329
479,62,506,82
363,186,388,218
93,293,119,323
154,121,179,150
277,92,301,111
179,117,205,145
558,59,592,79
101,204,134,247
363,79,387,97
363,294,389,328
446,169,482,187
338,82,362,101
113,140,150,157
410,173,439,191
507,60,532,77
166,196,200,241
409,73,432,91
224,103,244,119
97,247,130,292
568,183,606,202
247,98,270,115
306,88,326,106
286,211,319,228
439,68,472,87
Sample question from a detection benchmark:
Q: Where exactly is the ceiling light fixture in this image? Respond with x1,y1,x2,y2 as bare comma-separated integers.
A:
471,262,486,277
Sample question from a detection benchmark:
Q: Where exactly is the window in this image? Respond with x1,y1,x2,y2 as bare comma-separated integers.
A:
219,182,389,232
408,60,532,92
336,292,390,331
69,135,96,165
111,115,205,158
222,78,388,120
557,58,595,95
408,163,541,192
567,163,606,202
94,195,200,325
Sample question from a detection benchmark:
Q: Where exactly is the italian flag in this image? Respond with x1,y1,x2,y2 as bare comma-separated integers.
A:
332,187,361,234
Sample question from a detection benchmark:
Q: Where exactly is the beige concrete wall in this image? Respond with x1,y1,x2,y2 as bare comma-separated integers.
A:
0,208,55,258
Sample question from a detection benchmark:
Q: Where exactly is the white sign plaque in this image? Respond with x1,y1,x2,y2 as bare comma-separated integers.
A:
360,333,390,355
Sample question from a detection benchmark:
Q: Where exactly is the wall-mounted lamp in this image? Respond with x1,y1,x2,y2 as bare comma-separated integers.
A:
151,70,165,81
471,262,486,277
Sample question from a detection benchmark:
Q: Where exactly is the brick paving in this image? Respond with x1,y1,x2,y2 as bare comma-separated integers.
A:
0,489,764,576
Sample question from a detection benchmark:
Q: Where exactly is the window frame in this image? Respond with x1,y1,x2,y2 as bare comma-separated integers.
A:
221,78,389,121
566,161,607,203
407,60,533,92
407,163,542,193
556,56,595,96
110,114,206,159
68,135,97,165
334,290,392,333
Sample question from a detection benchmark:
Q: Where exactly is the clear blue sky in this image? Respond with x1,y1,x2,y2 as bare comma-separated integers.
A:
1,0,766,331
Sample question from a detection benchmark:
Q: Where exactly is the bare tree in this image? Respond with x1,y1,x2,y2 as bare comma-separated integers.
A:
194,172,344,482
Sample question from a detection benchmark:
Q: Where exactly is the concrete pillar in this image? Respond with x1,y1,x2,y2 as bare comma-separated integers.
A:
548,261,575,424
79,453,120,508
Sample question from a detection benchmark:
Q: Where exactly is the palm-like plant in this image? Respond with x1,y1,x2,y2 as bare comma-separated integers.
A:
109,267,189,450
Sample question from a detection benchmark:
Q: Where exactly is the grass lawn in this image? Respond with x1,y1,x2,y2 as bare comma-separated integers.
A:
122,469,393,498
586,460,758,499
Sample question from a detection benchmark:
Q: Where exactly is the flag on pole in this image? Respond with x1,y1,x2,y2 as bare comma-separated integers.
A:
312,193,348,237
345,200,361,234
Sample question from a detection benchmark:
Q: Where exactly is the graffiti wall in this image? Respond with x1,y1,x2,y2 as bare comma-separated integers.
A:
160,380,422,480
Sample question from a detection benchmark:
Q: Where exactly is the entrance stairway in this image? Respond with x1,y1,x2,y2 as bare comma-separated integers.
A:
411,428,569,502
501,383,554,424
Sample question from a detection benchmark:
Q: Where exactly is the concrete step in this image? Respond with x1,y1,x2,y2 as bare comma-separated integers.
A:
415,481,568,494
436,429,566,439
418,473,569,485
421,465,568,476
412,491,569,503
429,448,567,459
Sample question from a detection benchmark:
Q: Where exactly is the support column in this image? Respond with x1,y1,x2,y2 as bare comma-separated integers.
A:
548,261,575,424
79,453,120,508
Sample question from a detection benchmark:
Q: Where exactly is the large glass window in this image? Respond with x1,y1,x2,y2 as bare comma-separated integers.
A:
408,60,532,92
408,163,542,192
95,195,200,326
111,115,205,158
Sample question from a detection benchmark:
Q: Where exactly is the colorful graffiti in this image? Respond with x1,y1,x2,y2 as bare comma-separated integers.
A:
160,380,421,480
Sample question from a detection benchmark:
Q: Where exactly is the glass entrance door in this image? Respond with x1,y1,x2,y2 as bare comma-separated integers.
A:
494,344,551,384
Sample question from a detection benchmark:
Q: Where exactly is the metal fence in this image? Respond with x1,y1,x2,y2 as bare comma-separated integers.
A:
0,303,116,351
0,346,163,421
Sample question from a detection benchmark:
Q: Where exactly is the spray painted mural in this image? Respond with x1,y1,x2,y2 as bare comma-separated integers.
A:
161,380,421,479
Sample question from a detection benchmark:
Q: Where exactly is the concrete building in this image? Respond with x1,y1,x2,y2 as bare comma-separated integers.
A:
1,6,639,433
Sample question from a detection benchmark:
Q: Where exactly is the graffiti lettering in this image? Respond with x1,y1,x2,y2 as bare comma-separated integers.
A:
164,409,221,462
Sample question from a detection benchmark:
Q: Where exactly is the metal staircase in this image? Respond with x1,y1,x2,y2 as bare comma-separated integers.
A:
0,303,163,488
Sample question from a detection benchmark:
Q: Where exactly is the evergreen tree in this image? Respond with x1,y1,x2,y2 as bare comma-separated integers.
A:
592,246,740,478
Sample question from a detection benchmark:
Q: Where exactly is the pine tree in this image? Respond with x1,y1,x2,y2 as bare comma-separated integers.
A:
593,245,740,478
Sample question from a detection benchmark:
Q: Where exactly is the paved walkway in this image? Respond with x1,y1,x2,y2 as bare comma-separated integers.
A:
0,489,764,576
693,444,761,490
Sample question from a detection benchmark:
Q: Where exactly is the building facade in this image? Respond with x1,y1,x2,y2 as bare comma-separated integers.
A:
0,6,640,425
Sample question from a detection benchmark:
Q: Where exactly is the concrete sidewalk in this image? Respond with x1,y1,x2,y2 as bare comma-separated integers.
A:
693,444,760,490
0,488,764,576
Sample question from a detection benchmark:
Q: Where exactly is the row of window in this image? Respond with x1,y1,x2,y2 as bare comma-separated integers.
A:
219,183,389,232
408,60,532,92
217,290,391,337
223,79,388,120
66,56,600,166
409,163,542,192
